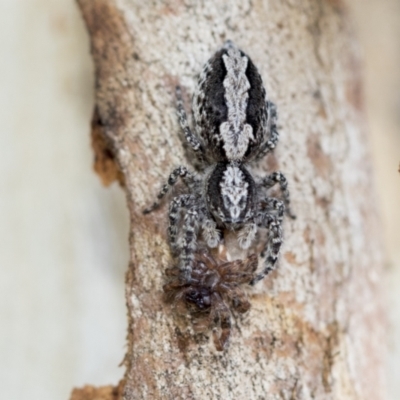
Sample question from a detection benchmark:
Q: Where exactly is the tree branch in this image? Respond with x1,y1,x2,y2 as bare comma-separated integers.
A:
73,0,386,399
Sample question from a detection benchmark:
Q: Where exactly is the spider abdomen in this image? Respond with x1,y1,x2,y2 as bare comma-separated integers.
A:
193,41,269,163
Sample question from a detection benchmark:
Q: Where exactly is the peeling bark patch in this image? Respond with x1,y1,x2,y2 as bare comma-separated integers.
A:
78,0,136,136
70,382,123,400
91,108,125,187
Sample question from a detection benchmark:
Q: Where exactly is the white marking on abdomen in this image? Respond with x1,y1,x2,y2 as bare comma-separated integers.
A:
220,46,253,160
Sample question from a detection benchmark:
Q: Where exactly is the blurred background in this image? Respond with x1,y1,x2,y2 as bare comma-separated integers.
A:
0,1,399,399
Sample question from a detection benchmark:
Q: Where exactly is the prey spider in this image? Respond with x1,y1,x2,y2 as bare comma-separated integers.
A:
144,41,294,285
163,249,258,351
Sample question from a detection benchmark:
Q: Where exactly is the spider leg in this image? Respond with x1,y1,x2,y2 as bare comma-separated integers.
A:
143,166,197,214
211,293,231,351
256,196,285,260
168,194,194,255
201,217,221,248
259,197,285,223
258,171,295,219
178,205,200,282
176,86,206,163
250,214,283,286
237,221,257,249
220,253,258,285
231,288,251,313
255,100,279,160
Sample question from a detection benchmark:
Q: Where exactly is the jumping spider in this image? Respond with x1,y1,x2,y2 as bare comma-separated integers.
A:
145,41,294,285
163,249,258,351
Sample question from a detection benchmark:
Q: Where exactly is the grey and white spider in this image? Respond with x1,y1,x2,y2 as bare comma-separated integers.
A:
144,41,294,285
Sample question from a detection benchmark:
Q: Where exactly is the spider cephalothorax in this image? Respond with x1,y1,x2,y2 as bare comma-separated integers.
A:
145,41,294,284
206,163,256,227
163,249,258,351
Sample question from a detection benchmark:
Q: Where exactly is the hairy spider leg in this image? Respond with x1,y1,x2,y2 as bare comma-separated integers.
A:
259,171,296,219
178,206,200,282
259,197,285,223
168,194,194,255
176,85,206,163
237,222,257,249
251,214,283,285
211,292,232,351
201,217,221,248
230,289,252,313
256,196,285,258
255,100,279,160
143,166,197,214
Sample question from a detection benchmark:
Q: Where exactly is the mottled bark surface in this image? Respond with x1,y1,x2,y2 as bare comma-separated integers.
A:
74,0,385,399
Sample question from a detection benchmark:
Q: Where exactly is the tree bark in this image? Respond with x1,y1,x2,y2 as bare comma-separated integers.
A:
73,0,386,399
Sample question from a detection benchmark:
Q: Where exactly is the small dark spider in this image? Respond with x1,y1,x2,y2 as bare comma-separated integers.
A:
145,41,294,285
163,249,258,351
